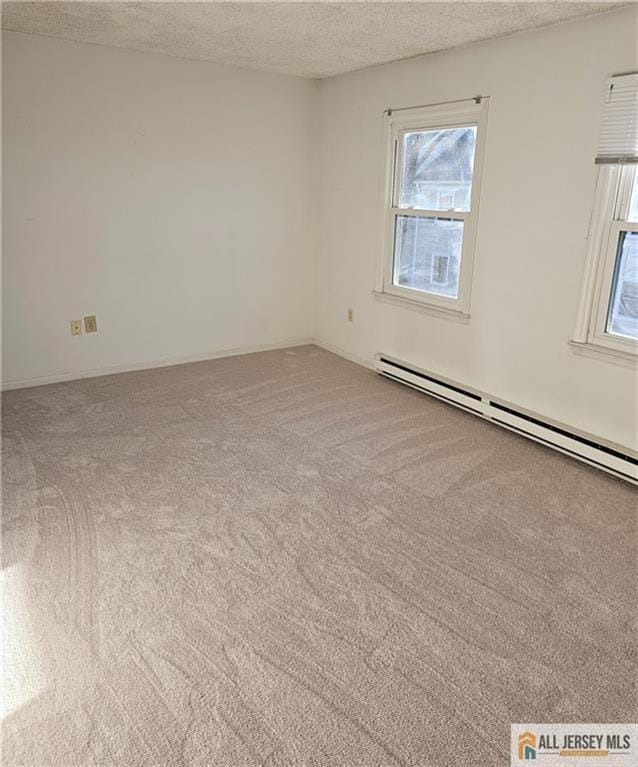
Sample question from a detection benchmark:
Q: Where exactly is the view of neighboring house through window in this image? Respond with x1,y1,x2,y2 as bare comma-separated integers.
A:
377,98,488,317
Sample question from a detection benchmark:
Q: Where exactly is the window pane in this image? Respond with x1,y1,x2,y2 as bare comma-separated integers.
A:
607,230,638,340
393,215,463,298
400,127,476,212
628,168,638,223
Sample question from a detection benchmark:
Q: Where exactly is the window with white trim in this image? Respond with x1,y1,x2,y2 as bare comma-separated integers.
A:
376,98,489,318
574,74,638,360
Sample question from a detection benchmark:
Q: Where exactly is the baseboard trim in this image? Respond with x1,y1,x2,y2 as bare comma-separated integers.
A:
311,339,375,369
1,338,314,391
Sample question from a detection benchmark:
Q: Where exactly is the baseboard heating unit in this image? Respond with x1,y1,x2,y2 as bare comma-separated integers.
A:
375,353,637,485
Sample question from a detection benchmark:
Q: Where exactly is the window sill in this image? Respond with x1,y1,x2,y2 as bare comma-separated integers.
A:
569,339,637,369
372,290,470,323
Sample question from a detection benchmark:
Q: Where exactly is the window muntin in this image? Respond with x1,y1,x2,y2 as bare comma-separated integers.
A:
378,99,488,317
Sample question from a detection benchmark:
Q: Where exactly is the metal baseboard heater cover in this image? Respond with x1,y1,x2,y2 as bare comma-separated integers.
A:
375,354,637,485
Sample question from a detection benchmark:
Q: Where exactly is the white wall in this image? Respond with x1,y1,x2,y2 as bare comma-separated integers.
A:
3,11,636,450
2,31,317,387
315,7,638,450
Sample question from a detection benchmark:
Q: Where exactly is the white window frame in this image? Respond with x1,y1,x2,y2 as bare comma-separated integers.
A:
572,163,638,362
375,98,489,320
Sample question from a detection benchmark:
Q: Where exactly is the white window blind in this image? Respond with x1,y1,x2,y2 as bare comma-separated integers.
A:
596,73,638,164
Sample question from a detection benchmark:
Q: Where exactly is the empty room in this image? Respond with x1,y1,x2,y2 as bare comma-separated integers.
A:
1,1,637,765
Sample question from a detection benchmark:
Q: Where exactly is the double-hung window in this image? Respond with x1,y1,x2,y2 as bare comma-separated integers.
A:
574,74,638,360
377,97,489,318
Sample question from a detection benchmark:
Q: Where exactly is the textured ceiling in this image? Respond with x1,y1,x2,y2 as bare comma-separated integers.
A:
1,1,628,79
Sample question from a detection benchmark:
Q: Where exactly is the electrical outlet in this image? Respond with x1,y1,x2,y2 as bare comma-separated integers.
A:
84,315,98,333
70,320,82,336
347,308,354,322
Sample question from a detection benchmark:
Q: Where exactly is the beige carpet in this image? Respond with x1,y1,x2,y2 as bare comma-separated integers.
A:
2,345,636,766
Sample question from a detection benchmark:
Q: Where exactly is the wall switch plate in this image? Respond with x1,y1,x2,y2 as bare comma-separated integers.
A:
84,315,97,333
347,308,354,322
70,320,82,336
